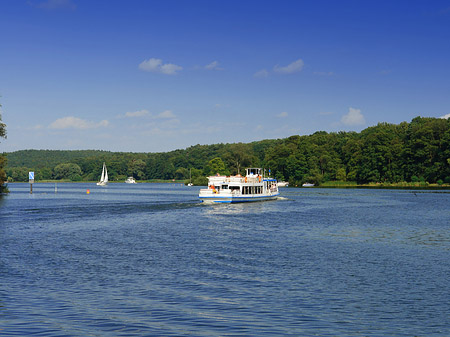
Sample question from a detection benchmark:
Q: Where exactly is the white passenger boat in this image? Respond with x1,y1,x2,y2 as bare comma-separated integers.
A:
199,168,279,203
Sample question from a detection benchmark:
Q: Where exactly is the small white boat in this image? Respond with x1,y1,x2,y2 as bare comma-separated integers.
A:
125,176,136,184
199,168,279,203
96,162,108,186
302,182,314,187
278,181,289,187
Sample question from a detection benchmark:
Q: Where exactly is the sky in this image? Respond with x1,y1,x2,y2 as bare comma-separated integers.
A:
1,0,450,153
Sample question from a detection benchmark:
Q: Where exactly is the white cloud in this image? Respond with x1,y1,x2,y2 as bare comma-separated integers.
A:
254,69,269,78
125,109,149,118
205,61,222,70
120,109,176,120
139,58,182,75
157,110,176,119
49,116,109,130
277,111,288,118
440,113,450,119
139,58,161,71
341,107,365,126
160,63,182,75
273,59,304,74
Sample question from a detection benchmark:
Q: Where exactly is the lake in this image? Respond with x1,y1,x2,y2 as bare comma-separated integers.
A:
1,183,449,336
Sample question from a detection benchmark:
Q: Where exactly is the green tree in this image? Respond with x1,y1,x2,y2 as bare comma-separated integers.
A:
175,167,188,180
222,143,254,175
206,157,228,176
7,167,29,182
127,159,146,180
53,163,83,181
336,167,347,181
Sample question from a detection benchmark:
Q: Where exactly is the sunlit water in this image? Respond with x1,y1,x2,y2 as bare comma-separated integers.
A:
1,183,449,336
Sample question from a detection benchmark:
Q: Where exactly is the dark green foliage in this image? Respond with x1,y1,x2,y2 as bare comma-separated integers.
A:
4,117,450,185
0,154,7,192
53,163,82,180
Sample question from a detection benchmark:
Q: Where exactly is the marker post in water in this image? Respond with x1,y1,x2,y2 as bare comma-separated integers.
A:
29,171,34,194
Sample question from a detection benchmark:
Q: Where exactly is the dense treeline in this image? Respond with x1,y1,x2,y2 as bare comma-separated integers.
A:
265,117,450,185
4,117,450,186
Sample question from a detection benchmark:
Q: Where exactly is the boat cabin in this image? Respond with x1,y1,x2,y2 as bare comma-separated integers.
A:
246,168,262,176
199,167,279,203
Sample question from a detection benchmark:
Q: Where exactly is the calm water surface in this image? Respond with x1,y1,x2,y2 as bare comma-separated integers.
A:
1,183,449,336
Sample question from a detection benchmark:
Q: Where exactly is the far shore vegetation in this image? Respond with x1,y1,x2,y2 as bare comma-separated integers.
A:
2,116,450,190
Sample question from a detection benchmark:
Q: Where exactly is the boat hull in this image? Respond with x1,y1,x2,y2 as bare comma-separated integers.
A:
199,192,279,204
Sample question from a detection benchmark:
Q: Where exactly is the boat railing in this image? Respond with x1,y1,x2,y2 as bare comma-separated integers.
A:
199,188,233,195
199,188,214,195
208,175,266,184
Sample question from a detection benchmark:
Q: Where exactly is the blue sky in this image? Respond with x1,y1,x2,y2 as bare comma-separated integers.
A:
1,0,450,152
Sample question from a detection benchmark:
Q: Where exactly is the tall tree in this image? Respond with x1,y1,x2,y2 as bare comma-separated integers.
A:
206,157,229,176
53,163,83,181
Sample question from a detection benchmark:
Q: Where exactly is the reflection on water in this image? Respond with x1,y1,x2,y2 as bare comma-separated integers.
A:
1,184,449,336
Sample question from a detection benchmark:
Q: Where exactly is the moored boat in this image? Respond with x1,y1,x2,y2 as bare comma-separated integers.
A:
199,168,279,203
302,182,314,187
125,176,136,184
187,168,193,186
278,181,289,187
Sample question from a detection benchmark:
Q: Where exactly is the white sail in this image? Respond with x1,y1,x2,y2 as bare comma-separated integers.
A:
100,163,105,181
97,162,108,186
104,165,108,183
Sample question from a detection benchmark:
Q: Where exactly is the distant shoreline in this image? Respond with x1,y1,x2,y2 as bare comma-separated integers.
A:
7,180,450,190
6,180,186,184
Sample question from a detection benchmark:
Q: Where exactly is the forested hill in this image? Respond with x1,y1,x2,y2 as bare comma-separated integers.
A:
4,116,450,185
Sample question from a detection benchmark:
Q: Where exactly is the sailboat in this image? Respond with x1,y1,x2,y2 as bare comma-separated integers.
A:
187,168,193,186
97,162,109,186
